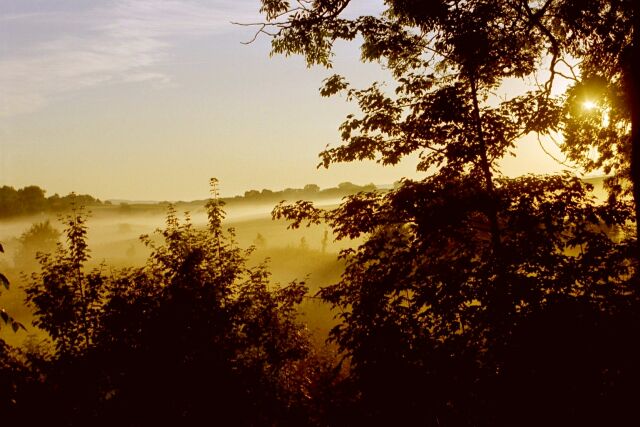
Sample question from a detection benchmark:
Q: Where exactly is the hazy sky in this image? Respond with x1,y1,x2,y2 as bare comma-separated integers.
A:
0,0,568,201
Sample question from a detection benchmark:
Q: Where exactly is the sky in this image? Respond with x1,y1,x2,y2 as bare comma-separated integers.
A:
0,0,569,201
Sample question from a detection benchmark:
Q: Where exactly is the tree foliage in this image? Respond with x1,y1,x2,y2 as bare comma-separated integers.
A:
0,243,26,334
7,182,324,425
0,185,102,218
259,0,640,423
25,208,104,356
13,220,61,272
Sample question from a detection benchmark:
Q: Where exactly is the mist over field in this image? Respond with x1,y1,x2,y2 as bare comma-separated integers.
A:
0,197,346,260
0,191,358,346
0,178,607,347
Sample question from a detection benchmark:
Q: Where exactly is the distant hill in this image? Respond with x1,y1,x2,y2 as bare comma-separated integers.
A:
1,178,613,220
105,182,380,207
106,199,160,205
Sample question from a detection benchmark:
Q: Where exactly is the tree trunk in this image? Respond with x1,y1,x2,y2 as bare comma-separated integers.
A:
469,77,502,254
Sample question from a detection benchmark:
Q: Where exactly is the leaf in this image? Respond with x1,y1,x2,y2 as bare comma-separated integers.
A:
0,273,9,289
11,320,25,333
1,309,25,332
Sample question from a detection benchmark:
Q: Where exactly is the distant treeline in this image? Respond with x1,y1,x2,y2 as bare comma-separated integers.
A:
223,182,378,204
168,182,378,209
0,182,379,219
0,185,103,218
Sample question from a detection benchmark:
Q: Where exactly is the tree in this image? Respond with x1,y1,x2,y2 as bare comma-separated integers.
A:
14,220,61,272
303,184,321,193
18,179,319,425
254,232,268,247
531,0,639,250
0,243,26,334
256,0,638,423
0,185,46,217
17,186,47,214
25,206,104,356
244,189,261,199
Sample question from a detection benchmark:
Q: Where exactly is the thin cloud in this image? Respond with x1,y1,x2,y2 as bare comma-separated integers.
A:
0,0,256,117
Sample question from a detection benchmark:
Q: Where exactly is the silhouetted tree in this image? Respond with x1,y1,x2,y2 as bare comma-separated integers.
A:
0,242,28,419
546,0,638,242
25,206,103,356
0,243,25,334
257,0,639,424
17,180,321,426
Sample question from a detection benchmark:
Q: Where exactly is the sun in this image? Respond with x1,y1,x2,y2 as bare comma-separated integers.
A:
582,100,598,111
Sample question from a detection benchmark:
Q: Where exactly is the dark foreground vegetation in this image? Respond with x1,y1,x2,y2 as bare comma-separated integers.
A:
1,183,334,425
1,178,639,426
3,0,640,425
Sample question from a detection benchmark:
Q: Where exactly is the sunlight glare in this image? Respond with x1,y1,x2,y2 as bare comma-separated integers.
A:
582,100,597,111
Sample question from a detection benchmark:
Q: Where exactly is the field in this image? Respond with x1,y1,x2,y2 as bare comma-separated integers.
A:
0,177,608,346
0,199,354,346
